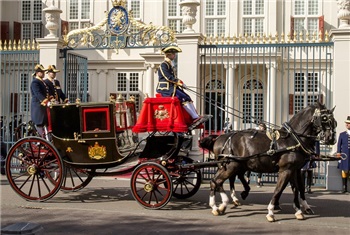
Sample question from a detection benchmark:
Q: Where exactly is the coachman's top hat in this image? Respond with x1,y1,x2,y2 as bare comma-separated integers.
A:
46,65,60,73
345,116,350,124
161,45,182,54
32,64,47,76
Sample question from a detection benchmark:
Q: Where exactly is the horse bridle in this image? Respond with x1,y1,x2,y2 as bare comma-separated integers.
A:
310,108,337,143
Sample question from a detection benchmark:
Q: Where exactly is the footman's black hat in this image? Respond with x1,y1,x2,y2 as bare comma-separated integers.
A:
161,45,182,54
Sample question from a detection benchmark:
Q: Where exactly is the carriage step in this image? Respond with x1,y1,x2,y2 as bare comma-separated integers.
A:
188,115,212,131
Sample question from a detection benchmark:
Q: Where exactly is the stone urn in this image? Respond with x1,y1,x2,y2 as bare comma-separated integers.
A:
337,0,350,28
179,0,200,33
43,3,63,38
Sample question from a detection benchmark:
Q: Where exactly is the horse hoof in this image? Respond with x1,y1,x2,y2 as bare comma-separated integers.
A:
241,191,249,200
218,205,226,215
232,200,241,206
274,205,282,211
304,208,314,215
212,210,220,216
295,212,305,220
266,214,276,222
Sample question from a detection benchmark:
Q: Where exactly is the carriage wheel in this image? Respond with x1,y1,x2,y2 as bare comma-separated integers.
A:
5,137,63,202
172,157,202,199
60,164,95,192
130,162,172,209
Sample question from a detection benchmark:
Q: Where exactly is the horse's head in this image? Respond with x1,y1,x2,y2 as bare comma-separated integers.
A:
289,102,337,145
311,103,337,145
199,135,219,152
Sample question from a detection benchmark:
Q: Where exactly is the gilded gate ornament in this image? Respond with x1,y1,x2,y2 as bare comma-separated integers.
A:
88,142,107,160
154,105,169,120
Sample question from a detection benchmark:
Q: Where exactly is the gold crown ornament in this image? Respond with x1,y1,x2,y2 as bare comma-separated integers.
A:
112,0,126,8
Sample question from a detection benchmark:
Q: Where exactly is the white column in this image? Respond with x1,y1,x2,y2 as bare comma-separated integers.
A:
177,33,204,156
328,29,350,191
145,63,155,97
225,64,236,129
266,63,276,124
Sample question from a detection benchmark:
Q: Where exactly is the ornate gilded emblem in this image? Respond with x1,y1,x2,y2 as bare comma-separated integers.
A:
154,105,169,120
107,6,129,35
88,142,107,160
66,147,73,153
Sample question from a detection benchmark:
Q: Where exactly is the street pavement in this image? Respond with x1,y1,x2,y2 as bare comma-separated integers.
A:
1,175,349,235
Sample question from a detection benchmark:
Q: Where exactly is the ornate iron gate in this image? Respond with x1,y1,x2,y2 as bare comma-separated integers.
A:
61,50,89,102
199,42,334,187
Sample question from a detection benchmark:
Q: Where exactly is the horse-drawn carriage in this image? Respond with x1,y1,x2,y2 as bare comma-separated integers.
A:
5,94,343,221
5,96,208,209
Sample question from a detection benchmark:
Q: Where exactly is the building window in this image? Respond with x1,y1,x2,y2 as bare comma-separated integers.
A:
292,0,319,35
242,79,263,123
167,0,185,33
117,72,140,111
68,0,92,31
20,74,30,112
242,0,264,36
21,0,43,40
205,0,226,36
292,72,320,114
125,0,142,19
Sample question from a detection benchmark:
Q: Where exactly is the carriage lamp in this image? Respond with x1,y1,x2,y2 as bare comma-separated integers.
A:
115,94,127,129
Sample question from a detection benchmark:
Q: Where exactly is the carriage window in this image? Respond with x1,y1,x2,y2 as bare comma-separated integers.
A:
82,107,110,132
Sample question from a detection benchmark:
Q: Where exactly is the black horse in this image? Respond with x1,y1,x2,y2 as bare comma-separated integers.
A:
199,134,251,206
203,102,336,222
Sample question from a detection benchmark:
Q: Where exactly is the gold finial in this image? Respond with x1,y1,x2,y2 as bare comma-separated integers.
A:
4,40,7,51
112,0,126,8
0,40,2,51
215,35,218,45
293,32,297,43
318,30,323,42
209,35,213,45
238,33,242,44
109,95,116,102
13,40,17,51
312,31,316,43
299,31,303,43
27,39,31,50
262,33,266,44
8,40,12,51
280,32,285,43
274,32,278,44
250,33,254,44
306,31,310,43
268,33,272,43
287,32,291,43
256,32,260,44
32,39,36,50
232,34,236,44
220,34,225,44
203,35,207,45
22,40,26,50
325,30,329,42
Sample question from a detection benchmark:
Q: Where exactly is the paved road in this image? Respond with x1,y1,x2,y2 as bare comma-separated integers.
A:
1,175,349,235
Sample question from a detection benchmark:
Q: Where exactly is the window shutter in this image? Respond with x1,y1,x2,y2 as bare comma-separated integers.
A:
13,21,21,41
290,16,294,40
289,94,294,115
318,15,324,41
61,20,68,37
1,21,9,41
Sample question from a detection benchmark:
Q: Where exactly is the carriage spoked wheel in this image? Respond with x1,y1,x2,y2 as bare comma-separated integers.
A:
171,157,202,199
5,137,63,202
130,162,173,209
59,164,95,192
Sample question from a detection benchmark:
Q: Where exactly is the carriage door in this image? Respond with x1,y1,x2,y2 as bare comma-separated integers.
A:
205,79,225,131
242,79,264,126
